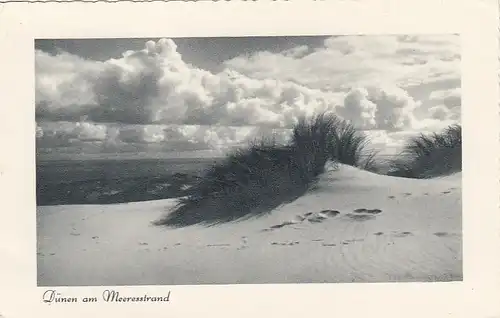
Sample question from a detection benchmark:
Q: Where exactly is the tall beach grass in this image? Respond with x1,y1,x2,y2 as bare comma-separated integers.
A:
154,112,378,227
388,124,462,179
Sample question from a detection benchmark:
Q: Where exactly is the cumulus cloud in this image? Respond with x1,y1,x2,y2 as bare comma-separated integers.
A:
364,128,460,157
36,36,461,157
428,87,461,108
36,51,102,121
337,85,420,131
36,121,292,156
39,37,452,132
36,121,108,150
364,130,408,156
428,105,452,121
338,87,378,128
36,39,343,128
225,35,460,90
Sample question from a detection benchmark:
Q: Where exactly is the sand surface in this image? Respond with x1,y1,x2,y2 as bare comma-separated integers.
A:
37,165,462,286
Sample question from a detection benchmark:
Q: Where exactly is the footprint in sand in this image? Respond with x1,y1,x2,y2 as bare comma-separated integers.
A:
307,210,340,223
441,191,451,194
433,232,448,237
70,232,81,236
373,232,384,236
266,210,340,231
388,196,396,199
353,208,382,214
174,243,181,246
424,193,429,196
347,208,382,222
353,208,368,213
270,221,297,229
294,215,306,222
434,232,461,238
206,244,231,247
308,214,328,223
403,192,412,196
272,214,310,229
347,214,376,222
312,239,324,242
320,209,340,217
239,237,249,249
321,243,336,247
394,231,413,238
271,241,299,246
139,242,149,246
345,238,365,243
49,253,56,256
91,236,99,240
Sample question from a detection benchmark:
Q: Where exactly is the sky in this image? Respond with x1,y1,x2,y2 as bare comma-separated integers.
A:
35,35,461,160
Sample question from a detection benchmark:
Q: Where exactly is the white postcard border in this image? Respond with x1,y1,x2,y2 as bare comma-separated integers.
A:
0,1,498,318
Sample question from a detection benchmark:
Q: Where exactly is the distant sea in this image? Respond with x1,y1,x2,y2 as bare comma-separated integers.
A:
36,158,221,206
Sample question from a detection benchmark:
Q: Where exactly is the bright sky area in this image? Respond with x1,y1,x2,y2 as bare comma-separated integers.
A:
35,35,460,160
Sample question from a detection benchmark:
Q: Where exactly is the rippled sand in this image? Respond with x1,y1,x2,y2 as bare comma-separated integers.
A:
37,164,462,286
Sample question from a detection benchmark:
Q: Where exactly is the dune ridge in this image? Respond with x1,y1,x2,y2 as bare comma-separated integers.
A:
37,164,462,286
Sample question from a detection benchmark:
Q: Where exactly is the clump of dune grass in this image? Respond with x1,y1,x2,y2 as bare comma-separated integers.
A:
327,117,379,171
388,124,462,179
154,112,379,227
153,139,311,227
291,113,379,172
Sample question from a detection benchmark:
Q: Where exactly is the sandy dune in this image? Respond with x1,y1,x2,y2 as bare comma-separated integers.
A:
37,164,462,286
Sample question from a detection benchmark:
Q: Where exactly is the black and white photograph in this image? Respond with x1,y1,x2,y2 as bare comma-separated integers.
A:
35,35,463,286
2,1,500,318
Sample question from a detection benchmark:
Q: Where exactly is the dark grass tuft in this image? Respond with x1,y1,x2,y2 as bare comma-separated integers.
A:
291,113,379,172
153,140,312,227
326,117,379,171
154,112,379,227
388,124,462,179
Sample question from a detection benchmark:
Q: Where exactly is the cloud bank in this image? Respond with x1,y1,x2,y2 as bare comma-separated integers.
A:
35,35,461,157
36,120,292,157
36,38,344,128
